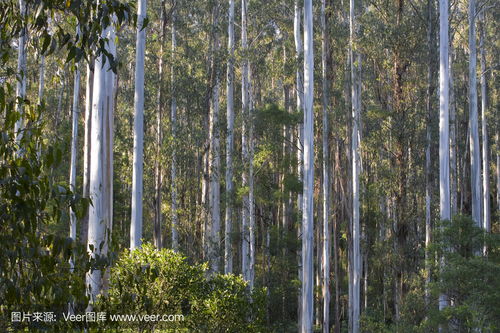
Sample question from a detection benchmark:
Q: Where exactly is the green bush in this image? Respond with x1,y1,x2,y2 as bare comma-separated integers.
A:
98,243,267,332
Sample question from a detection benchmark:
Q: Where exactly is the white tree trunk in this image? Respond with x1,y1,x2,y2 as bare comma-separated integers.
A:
438,0,450,315
171,8,179,251
241,0,251,283
15,0,27,145
224,0,235,274
87,25,111,302
479,12,490,234
130,0,147,251
321,0,331,331
468,0,482,228
349,0,361,329
301,0,314,331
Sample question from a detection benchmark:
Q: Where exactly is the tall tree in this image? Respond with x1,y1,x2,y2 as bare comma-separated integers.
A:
154,0,166,249
241,0,251,283
301,0,314,331
468,0,481,228
87,23,113,302
130,0,147,250
81,61,93,246
424,0,434,305
208,2,221,273
294,0,304,324
349,0,361,329
438,0,450,314
69,26,81,249
320,0,331,331
224,0,235,274
479,11,490,234
171,3,179,251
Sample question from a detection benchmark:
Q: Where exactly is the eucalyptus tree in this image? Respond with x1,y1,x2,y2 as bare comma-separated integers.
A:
69,26,81,249
301,0,314,331
479,12,490,234
154,0,166,250
438,0,450,315
349,0,361,328
294,0,304,324
130,0,147,251
82,60,93,246
171,4,179,251
87,22,115,301
241,0,251,283
208,2,221,273
225,0,235,274
468,0,481,227
320,0,331,331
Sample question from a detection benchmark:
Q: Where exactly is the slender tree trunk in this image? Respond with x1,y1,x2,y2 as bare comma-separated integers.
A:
321,0,331,331
294,1,304,325
81,61,93,246
208,2,221,273
241,0,251,284
130,0,147,250
301,0,314,331
69,29,81,249
333,140,341,333
424,0,434,306
249,66,255,288
438,0,451,318
479,12,490,234
171,6,179,251
154,0,166,249
224,0,235,274
449,42,457,216
468,0,482,228
349,0,361,329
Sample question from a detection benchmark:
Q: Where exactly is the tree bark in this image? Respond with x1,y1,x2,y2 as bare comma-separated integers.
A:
224,0,235,274
69,27,81,247
321,0,331,331
301,0,314,331
130,0,147,250
294,1,304,325
438,0,450,315
241,0,251,284
171,5,179,251
208,2,221,273
468,0,482,228
154,0,166,250
479,11,490,234
349,0,361,329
